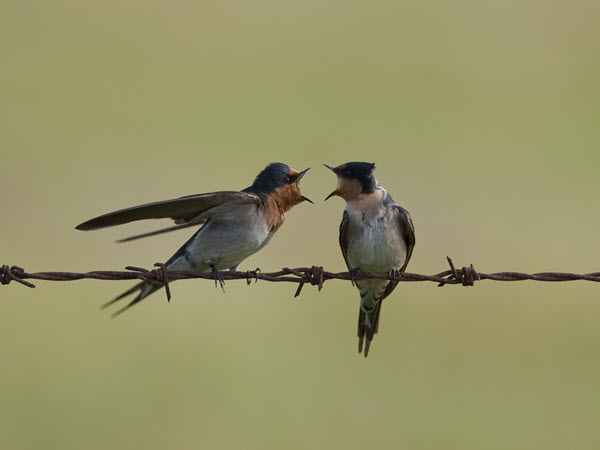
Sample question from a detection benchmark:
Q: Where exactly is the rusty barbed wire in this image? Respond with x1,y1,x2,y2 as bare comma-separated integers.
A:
2,258,600,301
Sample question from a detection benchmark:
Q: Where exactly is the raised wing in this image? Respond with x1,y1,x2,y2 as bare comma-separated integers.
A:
115,222,201,243
75,191,261,231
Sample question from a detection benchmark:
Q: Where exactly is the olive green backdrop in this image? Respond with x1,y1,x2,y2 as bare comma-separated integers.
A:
1,1,599,449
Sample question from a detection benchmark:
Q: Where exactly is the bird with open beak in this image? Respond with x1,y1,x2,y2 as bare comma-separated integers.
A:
324,162,415,357
76,162,311,316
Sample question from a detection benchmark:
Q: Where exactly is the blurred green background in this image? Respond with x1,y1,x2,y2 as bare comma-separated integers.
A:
1,1,600,449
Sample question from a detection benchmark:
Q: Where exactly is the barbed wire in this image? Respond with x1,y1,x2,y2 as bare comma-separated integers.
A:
2,257,600,300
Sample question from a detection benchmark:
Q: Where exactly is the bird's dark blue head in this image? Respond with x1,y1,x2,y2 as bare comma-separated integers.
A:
244,162,312,204
323,161,377,200
249,163,292,193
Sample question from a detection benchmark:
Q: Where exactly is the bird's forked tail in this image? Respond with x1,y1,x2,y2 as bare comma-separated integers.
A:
357,298,384,357
101,281,163,318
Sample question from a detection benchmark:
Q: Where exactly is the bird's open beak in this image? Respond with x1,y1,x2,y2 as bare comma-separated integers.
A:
296,168,313,204
323,164,338,200
297,168,310,181
324,190,338,201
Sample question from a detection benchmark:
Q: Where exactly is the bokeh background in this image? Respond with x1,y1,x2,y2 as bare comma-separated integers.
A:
2,1,600,449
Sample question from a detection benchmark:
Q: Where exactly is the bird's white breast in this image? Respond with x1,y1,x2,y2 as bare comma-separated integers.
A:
345,189,407,272
168,203,272,272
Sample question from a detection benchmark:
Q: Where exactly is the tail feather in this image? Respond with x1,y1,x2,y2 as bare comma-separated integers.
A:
357,299,384,357
373,298,384,334
101,283,145,310
102,281,162,318
358,310,365,354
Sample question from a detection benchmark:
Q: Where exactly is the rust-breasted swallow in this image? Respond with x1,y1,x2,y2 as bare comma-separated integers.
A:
325,162,415,357
76,162,311,316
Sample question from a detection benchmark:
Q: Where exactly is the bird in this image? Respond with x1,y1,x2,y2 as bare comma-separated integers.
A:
324,162,415,357
76,162,312,317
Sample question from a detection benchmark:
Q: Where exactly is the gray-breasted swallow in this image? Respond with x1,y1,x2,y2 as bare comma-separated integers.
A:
76,162,311,316
325,162,415,357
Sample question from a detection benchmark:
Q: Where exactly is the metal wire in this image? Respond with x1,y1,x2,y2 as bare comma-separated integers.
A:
2,257,600,300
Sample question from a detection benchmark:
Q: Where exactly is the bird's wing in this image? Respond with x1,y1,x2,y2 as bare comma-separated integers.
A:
115,222,202,243
394,205,415,272
75,191,261,231
381,204,416,300
338,210,352,271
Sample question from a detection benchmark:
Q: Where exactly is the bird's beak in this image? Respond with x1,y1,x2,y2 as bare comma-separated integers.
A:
296,168,313,204
324,190,339,201
297,168,310,181
323,164,339,200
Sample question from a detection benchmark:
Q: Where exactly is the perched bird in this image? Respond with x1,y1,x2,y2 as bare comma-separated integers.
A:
324,162,415,357
76,162,311,316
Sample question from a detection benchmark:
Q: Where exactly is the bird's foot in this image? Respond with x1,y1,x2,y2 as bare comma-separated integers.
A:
211,265,225,292
245,267,261,285
349,268,359,286
388,269,400,282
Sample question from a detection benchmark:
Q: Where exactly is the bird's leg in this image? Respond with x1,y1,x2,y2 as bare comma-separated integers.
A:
211,265,225,292
349,268,359,286
388,269,400,282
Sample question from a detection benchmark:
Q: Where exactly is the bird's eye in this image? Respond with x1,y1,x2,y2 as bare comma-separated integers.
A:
286,176,291,183
344,170,352,177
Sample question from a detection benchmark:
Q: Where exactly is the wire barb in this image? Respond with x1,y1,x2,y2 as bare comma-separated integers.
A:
153,263,171,302
0,265,36,288
309,266,325,290
437,257,481,287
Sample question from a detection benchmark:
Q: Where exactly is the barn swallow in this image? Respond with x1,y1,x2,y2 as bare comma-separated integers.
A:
76,162,311,316
324,162,415,357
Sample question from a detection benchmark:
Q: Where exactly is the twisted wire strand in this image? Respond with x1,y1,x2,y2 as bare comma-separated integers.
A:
2,258,600,300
